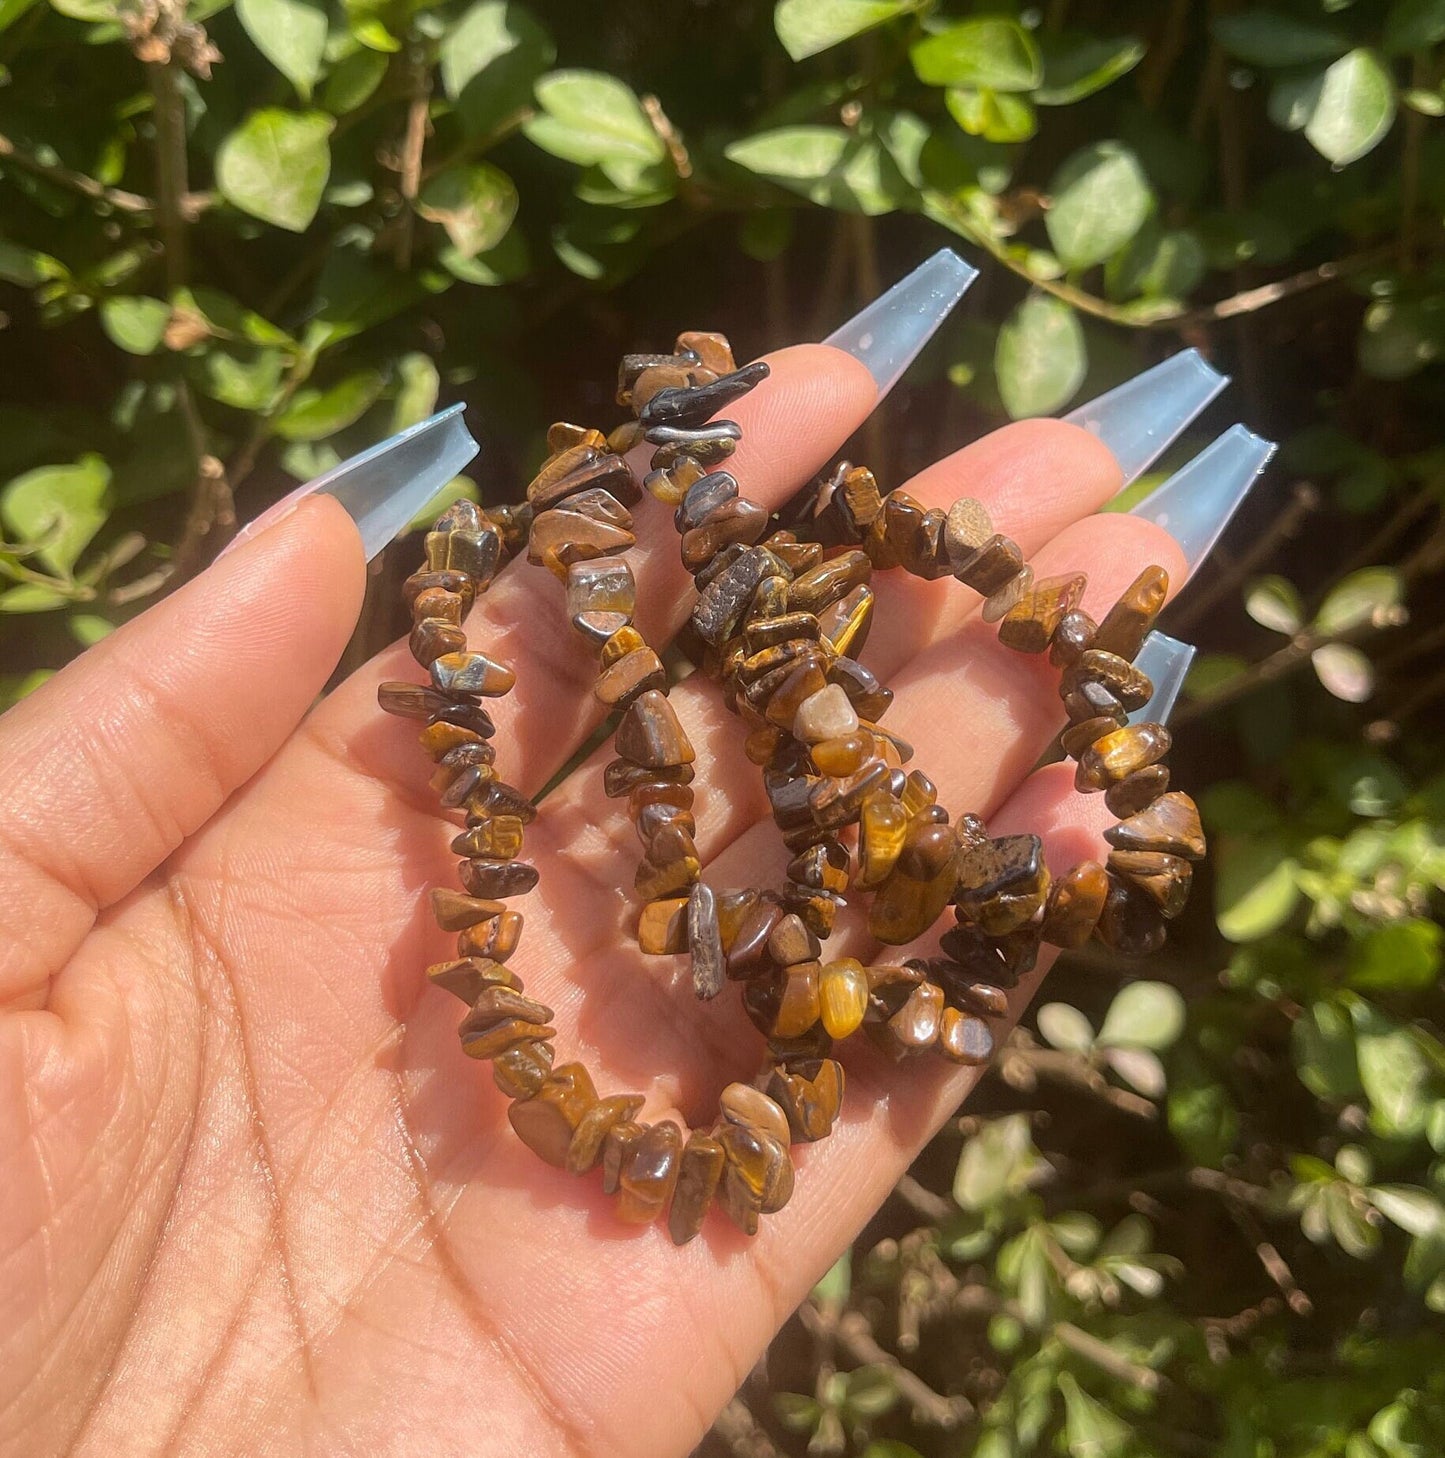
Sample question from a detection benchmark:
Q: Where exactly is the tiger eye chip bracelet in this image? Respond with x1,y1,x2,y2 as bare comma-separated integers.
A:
378,332,1206,1244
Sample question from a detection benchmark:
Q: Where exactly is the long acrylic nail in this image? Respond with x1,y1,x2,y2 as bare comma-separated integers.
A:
1129,631,1196,726
220,404,479,563
1064,350,1228,487
823,247,978,400
1130,424,1276,570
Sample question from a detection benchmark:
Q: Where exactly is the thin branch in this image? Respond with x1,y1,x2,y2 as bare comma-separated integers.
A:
0,130,208,219
998,1031,1158,1121
1334,482,1440,585
712,1398,784,1458
642,94,692,180
893,1172,953,1225
1221,1198,1313,1317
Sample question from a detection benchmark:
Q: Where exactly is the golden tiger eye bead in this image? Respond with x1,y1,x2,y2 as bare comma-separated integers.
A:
418,720,484,762
720,1083,792,1146
774,961,822,1038
616,1119,683,1224
1049,608,1098,669
675,329,736,375
817,584,874,658
459,858,539,899
635,822,701,899
1105,791,1206,860
459,989,555,1061
873,980,945,1058
857,790,909,890
669,1131,726,1245
1093,565,1169,661
410,617,468,667
717,1120,793,1234
426,955,515,1002
944,496,993,566
600,1120,644,1194
458,907,523,961
954,534,1025,596
766,1058,844,1142
546,420,598,455
819,958,869,1039
431,886,504,931
955,834,1051,936
1064,649,1154,712
1075,723,1172,792
1061,715,1123,761
900,769,938,820
601,624,646,668
1040,860,1110,948
768,912,821,967
431,650,517,698
1108,850,1193,918
1096,877,1167,956
789,549,872,615
638,895,690,954
492,1038,554,1099
998,572,1088,654
451,814,525,859
980,564,1035,624
765,662,828,730
1105,765,1171,817
938,1006,994,1065
617,689,696,768
595,646,667,709
869,822,959,945
508,1062,597,1167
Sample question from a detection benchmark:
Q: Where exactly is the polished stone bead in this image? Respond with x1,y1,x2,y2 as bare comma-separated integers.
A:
808,759,889,830
838,465,884,533
682,499,769,571
817,584,874,658
459,858,538,899
739,637,824,685
620,351,696,403
869,822,959,945
1109,850,1192,918
1076,723,1172,792
793,683,860,745
637,895,689,955
1064,649,1154,711
433,758,495,809
675,329,737,375
607,419,645,455
857,790,910,891
567,1093,646,1174
998,573,1088,654
616,688,695,768
944,496,994,566
410,617,468,667
766,1058,844,1142
1061,715,1124,761
980,564,1035,624
603,757,693,797
628,779,696,821
643,458,706,505
744,726,784,765
715,889,761,949
635,822,701,899
811,729,870,777
1105,791,1205,860
507,1063,597,1167
819,958,868,1039
789,550,872,615
472,780,537,822
1096,877,1167,955
1040,859,1109,948
596,646,667,710
764,531,823,576
643,362,769,431
688,882,725,1000
600,1120,645,1193
743,611,820,654
1105,765,1171,818
1063,682,1127,727
635,800,697,849
768,912,821,967
458,907,523,962
765,661,828,730
378,682,493,737
774,961,822,1038
900,769,938,820
717,1120,793,1233
955,834,1051,935
692,547,774,648
877,980,945,1057
411,584,464,625
546,421,603,455
431,886,504,932
426,954,513,1002
720,1083,792,1145
492,1038,555,1099
451,814,525,859
567,555,635,631
424,523,501,584
866,489,925,570
528,503,637,578
954,534,1025,596
1049,608,1098,669
828,656,893,722
404,568,475,617
459,989,554,1060
616,1119,683,1224
528,446,639,513
435,497,486,534
674,470,739,531
600,625,646,668
787,840,849,895
938,1006,994,1064
431,650,516,698
669,1131,726,1245
727,901,784,978
933,964,1011,1017
1093,565,1169,661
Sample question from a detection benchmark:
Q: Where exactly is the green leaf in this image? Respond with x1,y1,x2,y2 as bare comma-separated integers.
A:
1348,919,1442,993
1035,33,1145,106
0,0,41,34
391,352,440,432
1311,642,1375,703
416,163,518,258
774,0,918,62
275,369,385,440
1104,1046,1166,1099
725,126,912,215
1106,223,1205,302
1352,1000,1438,1137
69,612,112,645
1314,567,1404,634
440,0,552,115
1,455,110,574
1370,1184,1443,1237
1213,9,1347,67
1385,0,1445,54
1099,981,1185,1051
216,109,334,232
0,584,71,612
1036,1001,1094,1053
1294,1000,1361,1101
322,48,389,114
196,346,286,411
773,1392,823,1433
1168,1064,1239,1165
1245,574,1304,634
237,0,327,100
0,240,67,288
524,70,664,167
1296,50,1398,167
1046,141,1153,272
1059,1373,1132,1458
945,87,1036,144
1358,298,1445,379
953,1113,1042,1211
812,1250,851,1306
100,296,170,356
994,293,1085,419
912,18,1041,91
843,1366,898,1419
1216,837,1300,941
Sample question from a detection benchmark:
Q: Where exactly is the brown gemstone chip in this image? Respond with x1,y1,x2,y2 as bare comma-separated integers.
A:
766,1058,844,1142
493,1038,554,1099
565,1093,645,1174
600,1120,645,1194
426,955,514,1002
675,329,736,376
1096,877,1168,956
693,548,784,648
527,446,639,513
1040,859,1109,948
1105,765,1171,818
1093,566,1169,661
819,958,869,1039
1064,649,1154,711
638,895,690,955
431,886,505,932
857,790,908,891
688,882,726,1001
944,496,994,566
616,1119,684,1224
459,858,539,899
818,584,874,658
458,907,523,961
507,1062,598,1168
459,991,555,1061
669,1131,727,1245
681,498,770,571
719,1083,792,1146
937,1006,994,1065
410,617,467,667
874,980,945,1059
955,834,1051,936
595,646,666,709
789,550,872,615
1049,608,1098,669
451,814,525,860
869,822,959,945
1104,791,1206,860
1061,714,1124,761
635,821,701,900
768,912,821,967
727,900,784,978
1108,850,1193,918
980,564,1035,624
616,688,695,768
953,534,1025,596
998,573,1088,654
1075,723,1172,792
567,555,635,635
774,961,822,1038
717,1121,793,1234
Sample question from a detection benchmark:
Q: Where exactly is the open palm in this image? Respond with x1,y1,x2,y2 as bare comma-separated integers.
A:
0,343,1185,1458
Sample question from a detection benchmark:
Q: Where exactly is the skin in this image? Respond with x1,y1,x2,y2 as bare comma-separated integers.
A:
0,344,1186,1458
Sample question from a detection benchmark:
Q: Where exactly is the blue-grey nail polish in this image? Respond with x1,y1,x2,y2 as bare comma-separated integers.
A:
1129,631,1196,726
1064,350,1229,486
1130,424,1276,569
823,248,978,400
222,404,480,564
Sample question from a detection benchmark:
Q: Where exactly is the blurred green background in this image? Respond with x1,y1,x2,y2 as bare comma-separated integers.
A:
3,0,1445,1453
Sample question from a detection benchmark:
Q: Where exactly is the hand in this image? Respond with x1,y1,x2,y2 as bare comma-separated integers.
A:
1,342,1200,1458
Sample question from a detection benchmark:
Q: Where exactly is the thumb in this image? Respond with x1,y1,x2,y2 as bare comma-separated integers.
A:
0,493,366,1010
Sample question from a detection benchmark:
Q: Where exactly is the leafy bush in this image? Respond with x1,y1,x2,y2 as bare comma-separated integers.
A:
3,0,1444,1452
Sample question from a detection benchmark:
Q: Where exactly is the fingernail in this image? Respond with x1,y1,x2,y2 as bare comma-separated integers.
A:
823,247,978,401
1130,424,1276,570
220,404,480,563
1128,631,1196,726
1064,350,1229,486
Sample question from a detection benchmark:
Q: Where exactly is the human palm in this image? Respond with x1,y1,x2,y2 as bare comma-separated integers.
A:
0,344,1182,1457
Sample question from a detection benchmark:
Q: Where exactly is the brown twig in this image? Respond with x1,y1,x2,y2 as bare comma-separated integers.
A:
999,1030,1158,1120
393,57,432,272
893,1172,954,1225
1334,482,1441,586
712,1398,784,1458
1222,1198,1313,1316
642,94,692,180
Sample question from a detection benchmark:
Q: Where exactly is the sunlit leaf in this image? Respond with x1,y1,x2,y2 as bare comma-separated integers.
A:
1099,981,1185,1051
216,109,334,232
1,454,110,574
1037,1001,1094,1053
1035,33,1144,106
774,0,919,61
1311,642,1375,702
416,162,518,258
1313,566,1403,634
524,70,663,167
237,0,327,100
911,17,1041,91
1046,141,1153,271
100,296,171,356
274,369,385,440
1245,574,1304,634
1216,836,1300,942
995,293,1085,419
